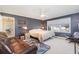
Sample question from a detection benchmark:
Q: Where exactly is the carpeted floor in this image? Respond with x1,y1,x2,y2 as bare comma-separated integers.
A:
44,36,79,54
27,36,79,54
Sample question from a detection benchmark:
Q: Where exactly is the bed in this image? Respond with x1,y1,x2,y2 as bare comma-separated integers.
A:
29,29,55,42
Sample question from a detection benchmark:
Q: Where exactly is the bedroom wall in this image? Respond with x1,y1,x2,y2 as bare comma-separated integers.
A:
46,13,79,36
0,12,41,36
71,14,79,34
15,16,41,36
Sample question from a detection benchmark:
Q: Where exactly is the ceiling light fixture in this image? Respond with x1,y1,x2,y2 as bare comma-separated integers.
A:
40,14,46,20
40,8,46,20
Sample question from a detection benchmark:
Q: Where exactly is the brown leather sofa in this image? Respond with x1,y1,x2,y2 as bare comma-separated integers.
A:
0,32,37,54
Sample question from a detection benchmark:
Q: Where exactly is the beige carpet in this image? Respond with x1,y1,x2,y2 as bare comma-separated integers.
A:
43,36,79,54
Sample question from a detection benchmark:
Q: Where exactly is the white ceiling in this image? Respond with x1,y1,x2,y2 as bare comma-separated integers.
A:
0,5,79,20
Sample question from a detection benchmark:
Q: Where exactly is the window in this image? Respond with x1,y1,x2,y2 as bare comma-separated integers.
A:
47,17,71,33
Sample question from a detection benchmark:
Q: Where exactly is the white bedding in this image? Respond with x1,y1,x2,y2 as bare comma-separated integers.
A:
29,29,55,42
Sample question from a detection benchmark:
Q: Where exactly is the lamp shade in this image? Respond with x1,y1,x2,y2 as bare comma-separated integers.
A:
22,26,27,30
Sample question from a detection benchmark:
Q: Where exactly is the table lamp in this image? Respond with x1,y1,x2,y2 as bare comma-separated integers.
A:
22,26,28,33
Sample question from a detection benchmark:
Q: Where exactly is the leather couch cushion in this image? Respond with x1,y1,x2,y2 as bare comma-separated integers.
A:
9,39,37,54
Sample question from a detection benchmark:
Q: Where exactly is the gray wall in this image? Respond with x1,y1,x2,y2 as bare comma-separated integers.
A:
15,16,41,36
71,14,79,34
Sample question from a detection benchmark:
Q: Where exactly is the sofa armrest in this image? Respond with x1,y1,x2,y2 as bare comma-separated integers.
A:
21,45,37,54
0,41,13,54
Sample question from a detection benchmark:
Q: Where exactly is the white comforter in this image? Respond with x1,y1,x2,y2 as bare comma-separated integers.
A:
29,29,55,42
